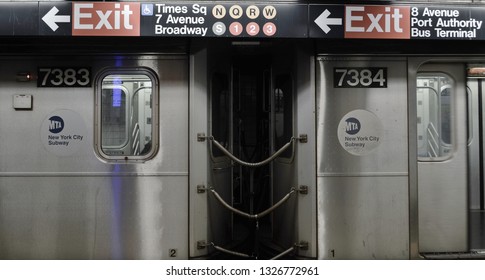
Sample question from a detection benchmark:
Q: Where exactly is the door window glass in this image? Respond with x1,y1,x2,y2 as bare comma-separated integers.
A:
96,69,158,161
417,73,454,159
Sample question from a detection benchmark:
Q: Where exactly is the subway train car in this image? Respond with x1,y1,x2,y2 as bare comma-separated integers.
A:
0,0,485,260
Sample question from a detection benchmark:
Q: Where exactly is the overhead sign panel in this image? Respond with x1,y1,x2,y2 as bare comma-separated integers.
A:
36,2,306,38
3,2,485,40
309,4,485,40
139,3,307,37
0,2,38,36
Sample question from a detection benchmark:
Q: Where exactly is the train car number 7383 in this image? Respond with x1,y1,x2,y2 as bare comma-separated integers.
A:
37,67,91,87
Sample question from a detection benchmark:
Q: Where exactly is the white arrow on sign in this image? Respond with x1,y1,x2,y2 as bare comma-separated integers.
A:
42,7,71,32
314,9,342,34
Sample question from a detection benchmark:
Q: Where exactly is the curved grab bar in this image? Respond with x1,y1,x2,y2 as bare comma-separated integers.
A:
209,187,296,220
208,136,297,167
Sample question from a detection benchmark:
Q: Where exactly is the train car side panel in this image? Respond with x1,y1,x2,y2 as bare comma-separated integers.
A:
0,56,189,259
316,57,409,259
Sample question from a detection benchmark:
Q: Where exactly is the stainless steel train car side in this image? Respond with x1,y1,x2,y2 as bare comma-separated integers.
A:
192,47,484,259
1,41,485,259
0,55,189,259
316,57,410,259
316,56,483,259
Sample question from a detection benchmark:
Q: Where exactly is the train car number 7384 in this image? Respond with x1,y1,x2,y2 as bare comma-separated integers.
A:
334,67,387,88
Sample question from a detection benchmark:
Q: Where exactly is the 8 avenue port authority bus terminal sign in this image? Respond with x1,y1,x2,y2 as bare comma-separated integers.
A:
2,1,485,40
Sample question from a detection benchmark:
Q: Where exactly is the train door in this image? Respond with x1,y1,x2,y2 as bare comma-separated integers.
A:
467,68,485,251
189,42,316,259
416,63,468,254
316,57,409,259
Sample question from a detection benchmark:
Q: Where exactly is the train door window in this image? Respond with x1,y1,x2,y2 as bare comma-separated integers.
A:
274,74,293,158
417,73,454,159
95,68,158,161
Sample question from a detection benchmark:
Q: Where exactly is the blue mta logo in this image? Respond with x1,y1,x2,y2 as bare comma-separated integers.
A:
345,117,360,135
49,116,64,133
